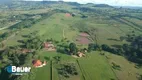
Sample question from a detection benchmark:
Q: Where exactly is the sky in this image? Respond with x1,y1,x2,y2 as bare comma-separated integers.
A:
24,0,142,7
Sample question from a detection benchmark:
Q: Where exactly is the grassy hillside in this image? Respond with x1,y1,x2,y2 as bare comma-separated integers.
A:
105,52,142,80
0,1,142,80
77,52,117,80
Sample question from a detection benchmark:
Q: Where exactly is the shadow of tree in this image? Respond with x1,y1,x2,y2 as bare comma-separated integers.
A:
107,38,120,41
111,44,122,48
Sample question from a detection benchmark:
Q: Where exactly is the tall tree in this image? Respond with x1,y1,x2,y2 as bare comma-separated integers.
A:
69,43,77,55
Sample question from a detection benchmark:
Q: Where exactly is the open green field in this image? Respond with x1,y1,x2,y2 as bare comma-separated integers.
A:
0,2,142,80
34,64,51,80
77,52,117,80
4,13,80,46
4,12,141,47
1,11,142,80
38,51,81,80
34,51,117,80
105,52,142,80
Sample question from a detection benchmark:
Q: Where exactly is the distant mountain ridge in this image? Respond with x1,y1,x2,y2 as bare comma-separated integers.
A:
93,4,112,7
1,0,142,10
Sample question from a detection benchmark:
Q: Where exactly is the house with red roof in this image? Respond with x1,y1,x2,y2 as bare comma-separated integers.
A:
65,13,72,17
32,60,47,68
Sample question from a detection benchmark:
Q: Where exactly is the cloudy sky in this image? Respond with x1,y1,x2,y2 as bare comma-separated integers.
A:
25,0,142,7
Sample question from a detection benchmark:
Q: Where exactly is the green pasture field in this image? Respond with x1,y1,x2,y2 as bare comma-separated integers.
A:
34,64,51,80
3,10,142,47
0,6,142,80
77,51,117,80
35,50,117,80
38,51,81,80
4,13,80,46
105,52,142,80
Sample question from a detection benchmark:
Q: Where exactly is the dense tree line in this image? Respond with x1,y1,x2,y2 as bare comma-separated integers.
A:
87,43,123,55
101,44,123,55
88,43,99,52
100,35,142,64
122,36,142,64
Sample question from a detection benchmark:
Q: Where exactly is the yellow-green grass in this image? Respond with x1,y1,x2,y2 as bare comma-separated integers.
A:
105,52,142,80
77,51,117,80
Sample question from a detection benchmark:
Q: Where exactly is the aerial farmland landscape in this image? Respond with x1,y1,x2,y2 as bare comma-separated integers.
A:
0,0,142,80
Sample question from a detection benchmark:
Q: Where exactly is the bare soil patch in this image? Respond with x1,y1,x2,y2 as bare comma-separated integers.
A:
76,33,92,44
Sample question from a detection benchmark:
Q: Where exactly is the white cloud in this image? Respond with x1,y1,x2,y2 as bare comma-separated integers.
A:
24,0,142,6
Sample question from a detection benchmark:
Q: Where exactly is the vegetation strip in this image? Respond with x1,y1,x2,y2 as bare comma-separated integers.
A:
104,55,119,80
50,60,53,80
76,59,86,80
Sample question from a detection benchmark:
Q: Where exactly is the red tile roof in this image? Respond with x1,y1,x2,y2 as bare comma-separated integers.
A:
32,60,42,67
